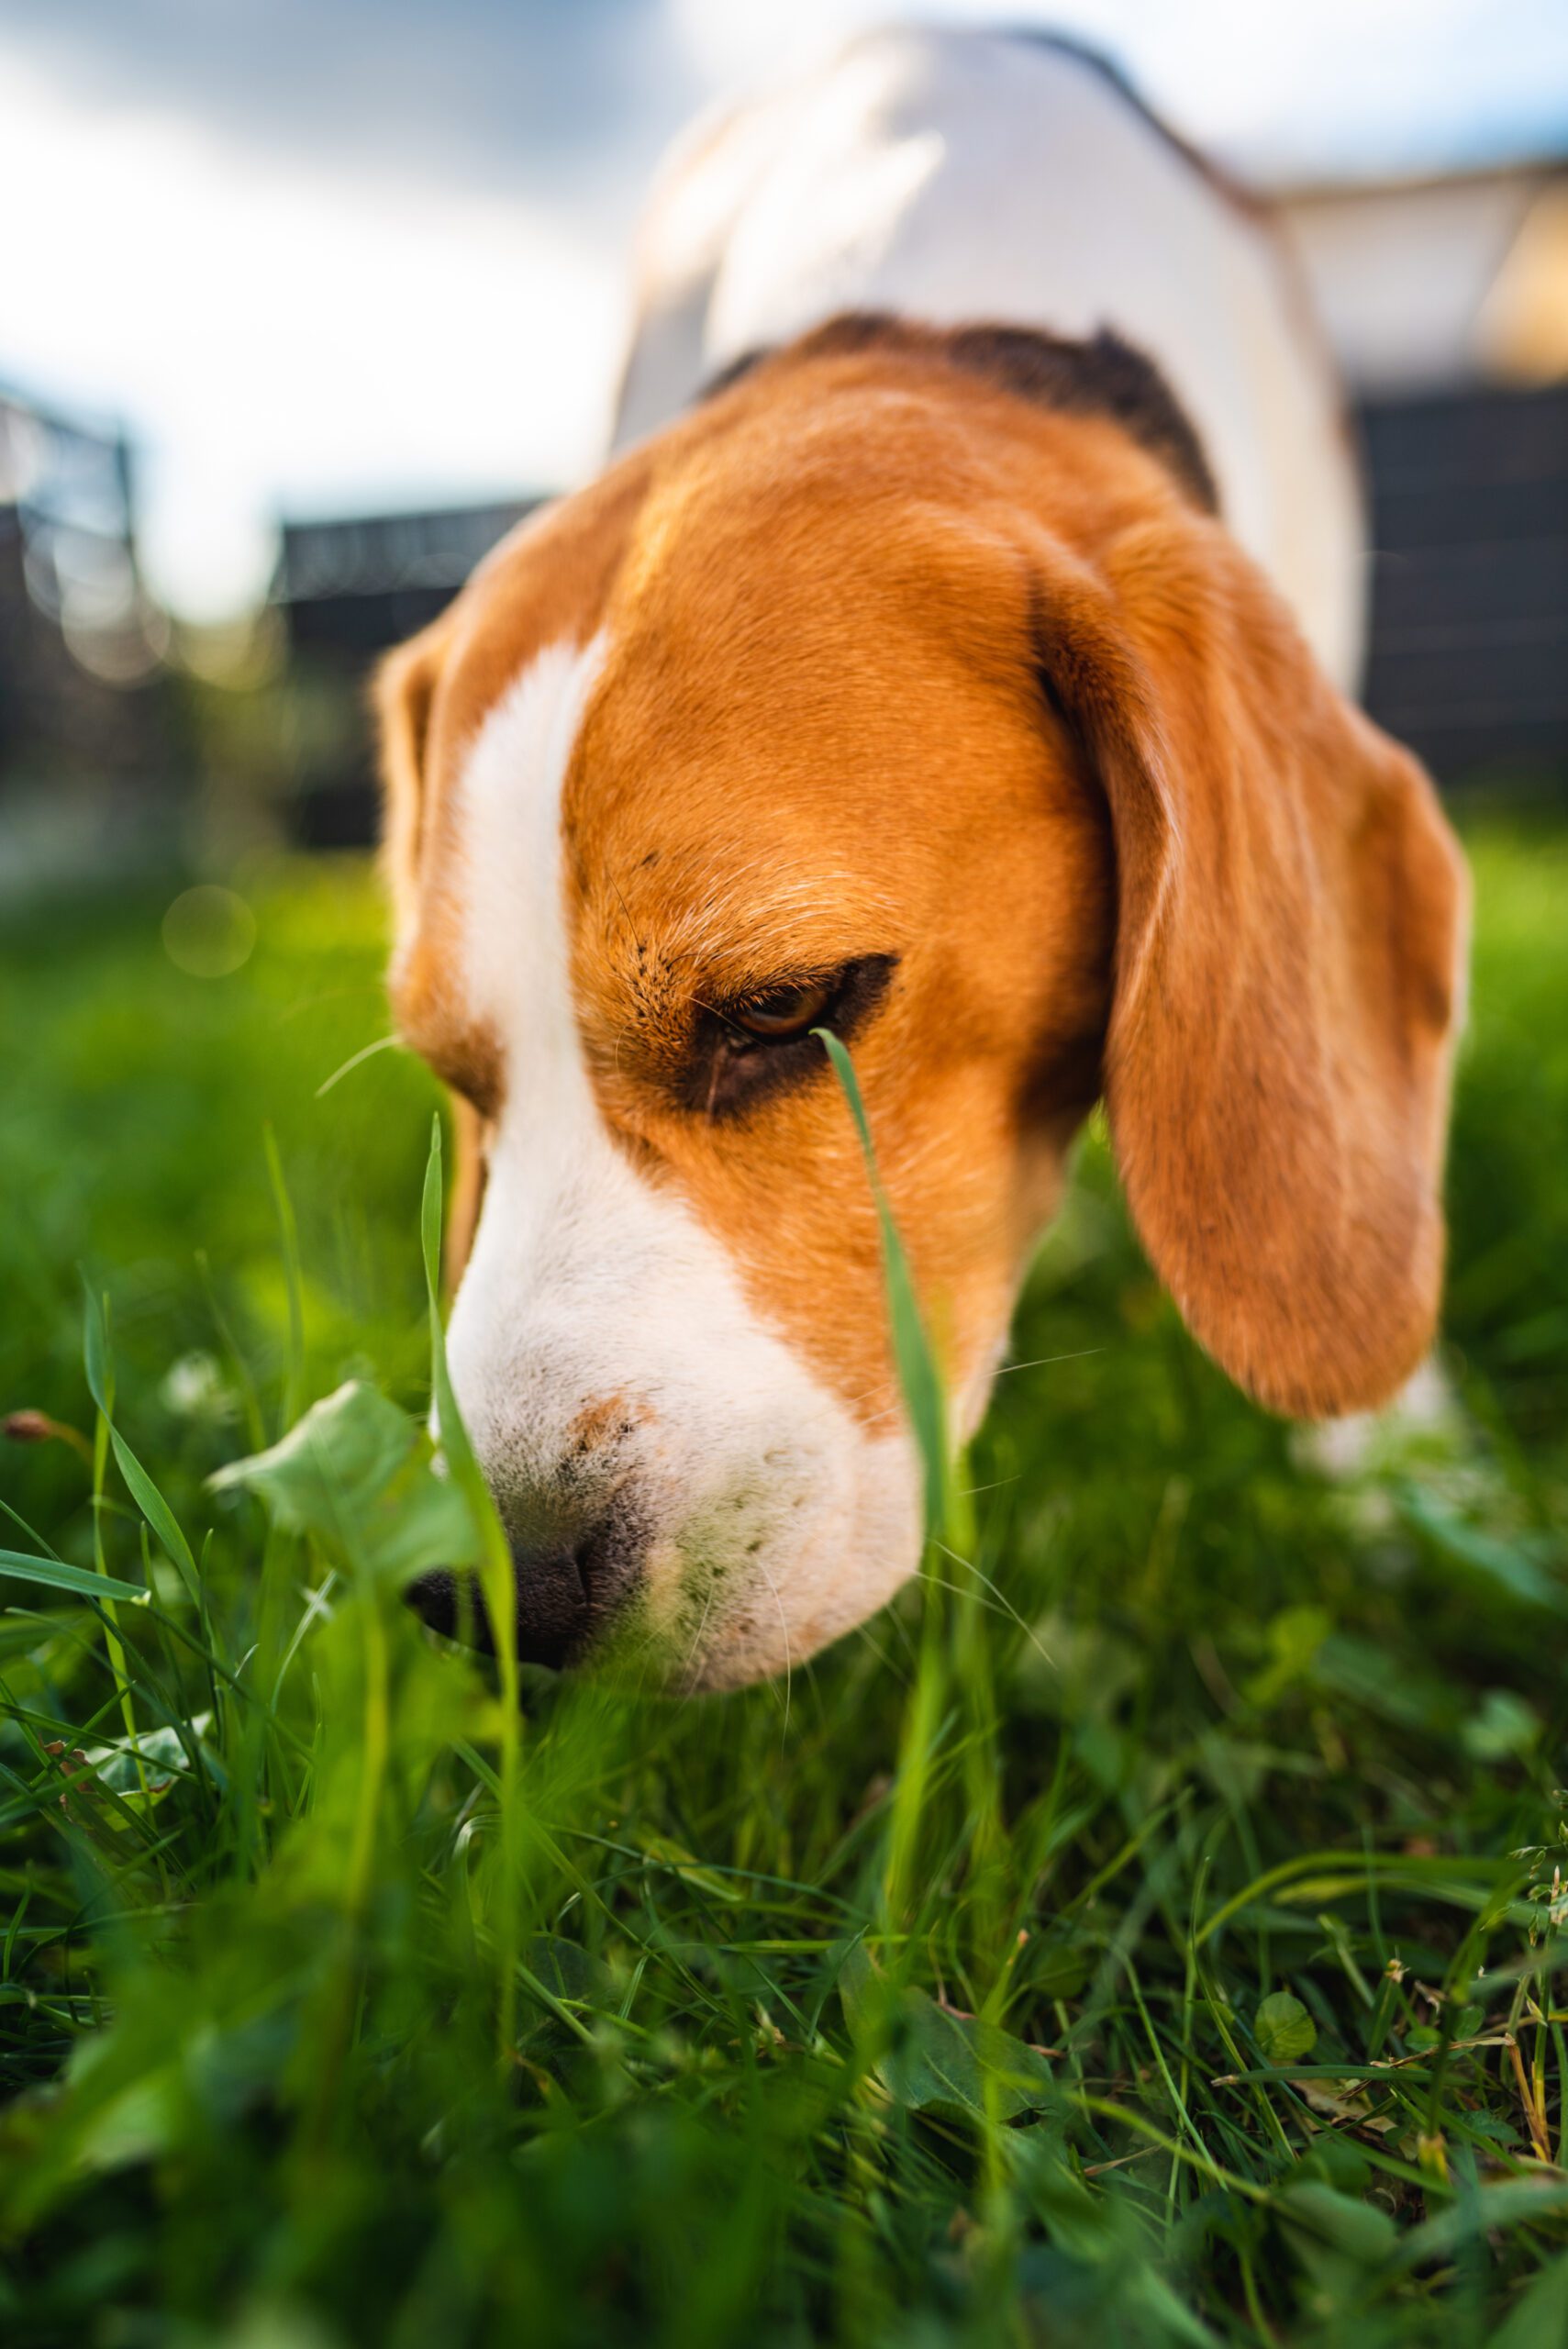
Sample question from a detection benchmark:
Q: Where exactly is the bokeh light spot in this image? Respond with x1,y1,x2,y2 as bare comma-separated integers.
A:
161,885,257,978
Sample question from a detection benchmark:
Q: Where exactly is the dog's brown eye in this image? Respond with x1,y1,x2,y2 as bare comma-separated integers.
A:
726,980,835,1044
685,953,896,1119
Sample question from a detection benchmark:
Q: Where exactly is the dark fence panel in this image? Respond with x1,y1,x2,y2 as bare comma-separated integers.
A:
271,500,540,840
1359,382,1568,784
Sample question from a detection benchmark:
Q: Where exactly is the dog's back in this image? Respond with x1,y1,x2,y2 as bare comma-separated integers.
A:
615,25,1363,689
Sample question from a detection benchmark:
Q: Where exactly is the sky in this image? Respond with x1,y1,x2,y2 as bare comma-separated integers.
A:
4,0,1566,620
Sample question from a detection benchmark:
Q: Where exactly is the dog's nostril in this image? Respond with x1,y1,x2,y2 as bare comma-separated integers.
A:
406,1527,617,1672
406,1568,462,1643
512,1542,592,1670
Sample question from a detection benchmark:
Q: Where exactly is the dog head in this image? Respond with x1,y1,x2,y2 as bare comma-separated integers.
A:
379,318,1467,1689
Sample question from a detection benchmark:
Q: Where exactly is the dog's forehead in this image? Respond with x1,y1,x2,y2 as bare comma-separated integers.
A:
563,645,927,947
430,378,1050,872
559,536,1040,914
411,382,1089,1090
431,557,1062,1104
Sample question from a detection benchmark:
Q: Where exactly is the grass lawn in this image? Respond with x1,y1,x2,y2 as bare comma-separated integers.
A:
1,818,1566,2346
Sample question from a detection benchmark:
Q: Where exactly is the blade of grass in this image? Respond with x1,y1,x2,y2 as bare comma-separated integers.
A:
81,1278,200,1604
420,1114,523,2062
813,1027,1017,2199
0,1551,150,1608
80,1292,163,1871
813,1028,951,1542
263,1122,306,1437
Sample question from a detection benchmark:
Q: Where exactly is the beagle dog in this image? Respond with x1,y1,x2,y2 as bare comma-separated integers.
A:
380,28,1467,1689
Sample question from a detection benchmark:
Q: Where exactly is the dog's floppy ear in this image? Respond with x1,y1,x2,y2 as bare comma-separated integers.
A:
1033,512,1468,1419
374,614,454,955
377,614,486,1291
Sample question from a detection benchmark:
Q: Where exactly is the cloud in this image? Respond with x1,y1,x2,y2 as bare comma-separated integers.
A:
4,0,1563,618
0,0,701,211
675,0,1568,178
0,56,629,615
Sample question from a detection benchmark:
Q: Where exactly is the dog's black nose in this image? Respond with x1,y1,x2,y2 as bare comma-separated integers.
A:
510,1542,592,1668
407,1537,599,1670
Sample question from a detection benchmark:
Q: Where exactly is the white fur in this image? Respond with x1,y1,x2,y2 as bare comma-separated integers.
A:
615,26,1364,692
444,634,919,1687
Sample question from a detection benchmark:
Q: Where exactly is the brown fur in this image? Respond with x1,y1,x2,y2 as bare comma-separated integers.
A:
379,322,1466,1428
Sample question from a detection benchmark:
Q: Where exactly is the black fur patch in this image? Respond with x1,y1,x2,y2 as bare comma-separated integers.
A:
699,313,1219,515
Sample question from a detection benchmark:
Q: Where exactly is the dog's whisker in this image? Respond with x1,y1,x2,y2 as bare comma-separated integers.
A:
994,1347,1105,1379
929,1542,1053,1667
902,1570,1055,1681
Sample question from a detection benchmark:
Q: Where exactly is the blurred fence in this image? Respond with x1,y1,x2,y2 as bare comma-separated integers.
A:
270,501,540,844
274,502,540,660
1362,380,1568,781
0,388,166,783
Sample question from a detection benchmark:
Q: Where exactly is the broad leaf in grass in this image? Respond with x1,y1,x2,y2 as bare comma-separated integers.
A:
1398,2176,1568,2267
210,1380,481,1586
65,2005,297,2176
1276,2180,1397,2267
1462,1687,1541,1761
1491,2248,1568,2349
840,1943,1054,2121
1254,1990,1317,2065
81,1719,212,1801
1396,1485,1567,1615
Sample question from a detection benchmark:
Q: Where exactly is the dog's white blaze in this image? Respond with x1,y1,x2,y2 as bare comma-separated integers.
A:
445,634,919,1686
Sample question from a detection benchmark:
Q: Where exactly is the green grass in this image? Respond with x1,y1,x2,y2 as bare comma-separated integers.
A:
1,818,1566,2347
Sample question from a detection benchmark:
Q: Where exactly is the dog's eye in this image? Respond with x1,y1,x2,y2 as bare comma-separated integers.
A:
687,953,898,1119
725,979,835,1045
